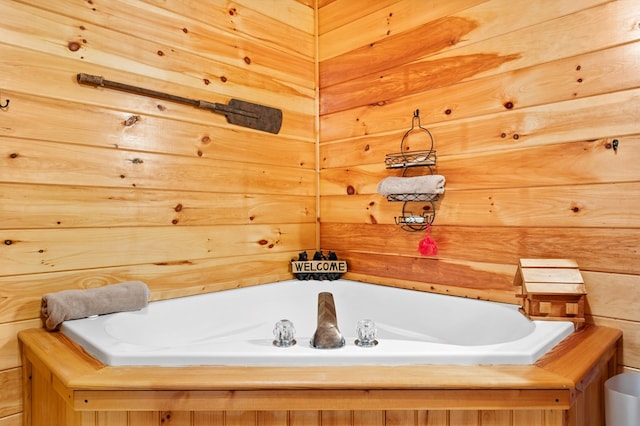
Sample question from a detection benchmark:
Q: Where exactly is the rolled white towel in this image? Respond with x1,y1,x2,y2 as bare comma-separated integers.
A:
41,281,150,331
377,175,445,196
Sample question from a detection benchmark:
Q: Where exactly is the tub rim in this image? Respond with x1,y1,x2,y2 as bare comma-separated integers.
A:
19,324,620,411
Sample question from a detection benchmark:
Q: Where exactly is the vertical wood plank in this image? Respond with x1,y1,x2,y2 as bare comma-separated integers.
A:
96,412,127,426
161,411,191,426
513,410,543,426
225,411,257,426
480,410,512,425
353,410,384,426
192,411,224,426
386,410,416,426
449,410,479,426
419,410,448,426
257,410,288,426
543,410,564,426
289,410,320,426
31,367,49,426
321,411,352,426
128,412,160,426
80,412,97,426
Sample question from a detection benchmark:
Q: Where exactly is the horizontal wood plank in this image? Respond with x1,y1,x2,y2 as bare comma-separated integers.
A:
320,1,637,113
0,183,315,229
72,389,571,412
320,184,640,228
0,320,40,370
0,368,22,417
1,138,315,195
320,41,640,142
1,224,315,275
0,251,307,324
321,224,640,276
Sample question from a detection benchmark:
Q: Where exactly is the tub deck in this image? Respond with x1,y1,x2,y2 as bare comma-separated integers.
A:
20,325,620,426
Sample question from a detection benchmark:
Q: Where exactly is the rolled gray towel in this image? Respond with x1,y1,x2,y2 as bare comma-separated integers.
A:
41,281,150,331
377,175,446,196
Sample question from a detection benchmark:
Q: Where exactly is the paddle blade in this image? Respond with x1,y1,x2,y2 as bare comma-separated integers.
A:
225,99,283,134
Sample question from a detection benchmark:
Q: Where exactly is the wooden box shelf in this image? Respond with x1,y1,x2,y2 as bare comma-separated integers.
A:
514,258,587,329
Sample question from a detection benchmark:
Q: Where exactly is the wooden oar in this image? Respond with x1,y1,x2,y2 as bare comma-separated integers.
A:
76,73,282,134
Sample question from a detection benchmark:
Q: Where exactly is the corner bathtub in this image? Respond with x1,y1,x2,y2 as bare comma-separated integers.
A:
20,279,622,426
60,279,573,366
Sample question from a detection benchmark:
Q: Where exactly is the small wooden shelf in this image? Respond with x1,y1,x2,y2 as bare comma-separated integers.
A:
514,258,587,328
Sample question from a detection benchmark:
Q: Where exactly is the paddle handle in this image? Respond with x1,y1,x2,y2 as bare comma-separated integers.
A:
197,100,258,119
76,73,279,133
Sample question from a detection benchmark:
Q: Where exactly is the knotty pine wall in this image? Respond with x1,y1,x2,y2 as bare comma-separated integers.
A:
0,1,315,425
318,0,640,374
2,0,640,425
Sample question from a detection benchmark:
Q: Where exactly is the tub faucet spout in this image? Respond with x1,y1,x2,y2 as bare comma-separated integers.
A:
311,292,345,349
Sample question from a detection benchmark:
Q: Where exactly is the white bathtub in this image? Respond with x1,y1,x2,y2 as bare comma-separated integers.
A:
60,279,574,367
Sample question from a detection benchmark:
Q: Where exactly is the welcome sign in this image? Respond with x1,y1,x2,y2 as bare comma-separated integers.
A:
291,260,348,274
291,251,347,280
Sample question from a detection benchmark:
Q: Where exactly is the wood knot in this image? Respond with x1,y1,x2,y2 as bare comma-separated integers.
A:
67,41,81,52
123,115,139,126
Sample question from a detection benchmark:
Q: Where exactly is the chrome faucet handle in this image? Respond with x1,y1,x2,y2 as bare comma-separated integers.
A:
273,319,296,347
355,319,378,347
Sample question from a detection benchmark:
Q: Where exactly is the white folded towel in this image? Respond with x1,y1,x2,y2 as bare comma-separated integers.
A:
377,175,445,196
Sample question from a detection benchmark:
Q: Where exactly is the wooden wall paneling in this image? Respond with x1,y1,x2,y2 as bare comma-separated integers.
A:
448,411,479,425
384,410,414,426
320,411,351,425
95,412,127,426
1,223,315,276
192,411,224,426
0,251,305,324
320,0,606,87
321,224,640,276
224,411,256,426
320,0,638,114
256,410,288,426
512,410,543,426
582,271,640,322
0,183,315,229
353,410,384,426
232,0,315,35
289,411,320,426
319,0,487,63
0,94,314,168
135,0,316,58
334,252,519,304
127,412,160,426
589,316,640,370
1,63,314,146
0,320,41,371
321,136,639,192
320,41,640,142
320,87,640,165
2,1,315,105
1,137,314,195
0,414,22,426
318,0,401,35
0,368,22,418
320,182,640,228
318,0,599,63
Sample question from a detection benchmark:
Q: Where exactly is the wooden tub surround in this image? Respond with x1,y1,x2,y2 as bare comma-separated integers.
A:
20,325,620,426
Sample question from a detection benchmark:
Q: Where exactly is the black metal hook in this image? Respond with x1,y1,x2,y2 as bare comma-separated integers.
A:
0,97,9,109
